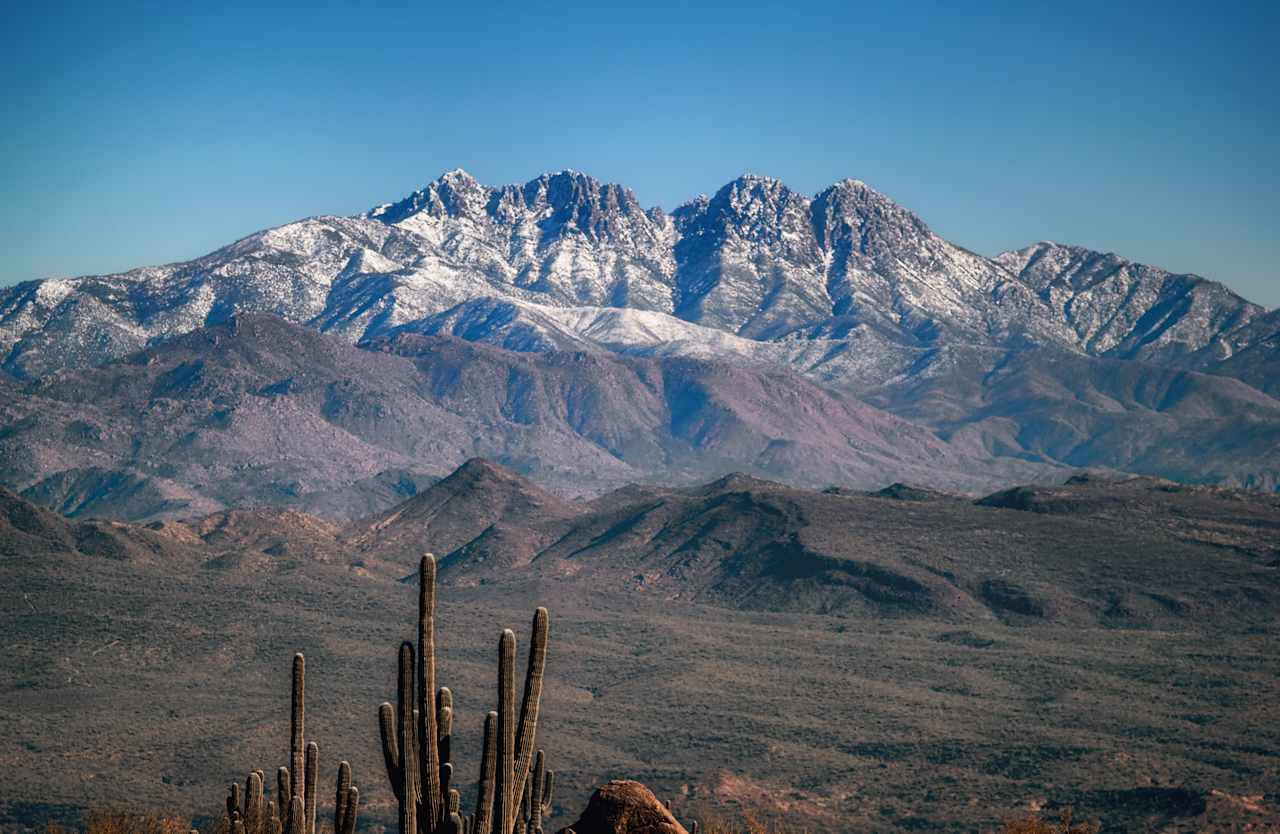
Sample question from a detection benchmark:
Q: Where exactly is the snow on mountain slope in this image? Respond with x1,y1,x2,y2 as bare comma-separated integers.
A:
2,168,1278,492
4,168,1274,383
996,241,1269,362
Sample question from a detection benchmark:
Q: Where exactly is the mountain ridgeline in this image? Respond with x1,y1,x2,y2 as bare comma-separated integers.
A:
2,169,1278,512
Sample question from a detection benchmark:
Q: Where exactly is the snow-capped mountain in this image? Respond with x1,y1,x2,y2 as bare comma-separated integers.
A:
2,168,1278,492
3,168,1272,377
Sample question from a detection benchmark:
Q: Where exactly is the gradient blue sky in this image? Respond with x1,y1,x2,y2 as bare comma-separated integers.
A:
2,1,1277,307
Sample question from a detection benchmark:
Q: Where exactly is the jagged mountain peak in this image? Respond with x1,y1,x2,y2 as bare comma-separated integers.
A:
676,172,813,244
3,166,1279,498
812,177,932,246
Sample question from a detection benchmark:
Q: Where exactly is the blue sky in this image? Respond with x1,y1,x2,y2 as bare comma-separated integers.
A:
2,1,1277,307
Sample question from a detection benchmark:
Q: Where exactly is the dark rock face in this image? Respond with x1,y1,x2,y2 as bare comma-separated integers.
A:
557,781,688,834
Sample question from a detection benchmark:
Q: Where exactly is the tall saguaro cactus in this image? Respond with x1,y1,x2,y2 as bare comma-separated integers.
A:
222,653,358,834
379,554,551,834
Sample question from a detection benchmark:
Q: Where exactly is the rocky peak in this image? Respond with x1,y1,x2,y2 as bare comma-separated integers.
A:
517,170,650,241
367,168,490,223
679,173,814,245
811,178,933,255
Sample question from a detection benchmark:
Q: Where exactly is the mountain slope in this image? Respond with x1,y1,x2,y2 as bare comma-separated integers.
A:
2,169,1277,494
0,315,1048,521
4,170,1273,380
339,461,1279,630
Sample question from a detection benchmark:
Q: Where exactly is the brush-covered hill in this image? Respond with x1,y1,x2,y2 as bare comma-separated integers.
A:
0,315,1053,521
358,464,1277,630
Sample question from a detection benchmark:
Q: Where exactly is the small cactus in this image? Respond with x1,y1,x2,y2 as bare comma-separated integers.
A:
334,761,359,834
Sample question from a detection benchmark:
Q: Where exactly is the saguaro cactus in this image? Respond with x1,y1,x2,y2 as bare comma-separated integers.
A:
334,761,359,834
379,554,551,834
529,750,554,831
516,749,554,834
221,653,359,834
473,711,497,834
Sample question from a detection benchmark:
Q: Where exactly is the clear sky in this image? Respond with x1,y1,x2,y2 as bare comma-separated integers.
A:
2,1,1277,307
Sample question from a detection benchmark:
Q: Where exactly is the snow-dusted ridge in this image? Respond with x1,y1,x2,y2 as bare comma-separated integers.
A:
2,168,1279,492
1,167,1277,398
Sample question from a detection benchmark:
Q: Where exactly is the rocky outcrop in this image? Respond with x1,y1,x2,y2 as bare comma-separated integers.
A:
558,781,687,834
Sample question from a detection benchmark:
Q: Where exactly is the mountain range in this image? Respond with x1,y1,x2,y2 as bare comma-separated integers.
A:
2,169,1278,517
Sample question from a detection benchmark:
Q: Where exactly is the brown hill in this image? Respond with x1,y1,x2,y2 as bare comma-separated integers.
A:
0,315,1054,523
0,485,195,564
336,460,1279,631
343,457,578,572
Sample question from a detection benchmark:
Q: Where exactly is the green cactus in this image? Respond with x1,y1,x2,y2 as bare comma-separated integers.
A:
379,554,551,834
287,796,303,834
219,653,358,834
290,654,305,799
334,761,359,834
276,768,289,820
473,711,497,834
245,771,264,833
528,750,553,827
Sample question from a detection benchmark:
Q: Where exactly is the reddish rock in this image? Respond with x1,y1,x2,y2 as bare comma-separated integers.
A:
558,780,689,834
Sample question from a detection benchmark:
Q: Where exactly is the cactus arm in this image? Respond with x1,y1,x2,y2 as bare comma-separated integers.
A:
247,771,264,833
511,608,549,814
441,761,453,814
335,761,352,831
290,654,305,799
287,796,304,834
540,771,553,817
529,752,543,825
304,742,318,834
397,641,419,834
343,786,359,834
437,695,453,788
340,786,359,834
495,629,517,834
418,555,442,831
473,711,497,834
379,701,403,800
276,768,290,813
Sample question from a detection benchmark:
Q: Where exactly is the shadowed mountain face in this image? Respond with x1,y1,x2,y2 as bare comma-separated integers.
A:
1,170,1276,494
2,465,1277,833
0,315,1055,521
352,463,1278,631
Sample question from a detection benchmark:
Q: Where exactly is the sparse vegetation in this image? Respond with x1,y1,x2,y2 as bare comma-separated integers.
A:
6,475,1278,833
994,808,1099,834
44,811,190,834
682,808,812,834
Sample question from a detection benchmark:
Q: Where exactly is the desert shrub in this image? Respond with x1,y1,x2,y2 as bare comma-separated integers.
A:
688,808,812,834
46,811,191,834
997,808,1099,834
